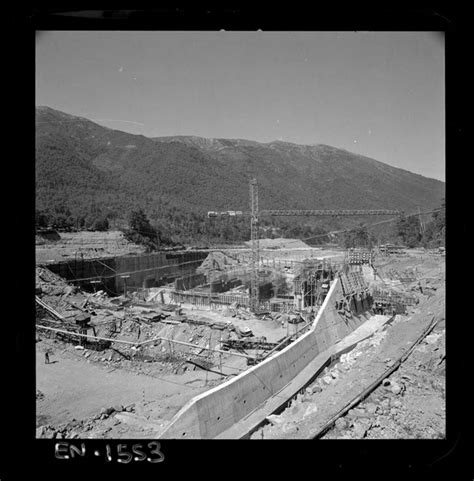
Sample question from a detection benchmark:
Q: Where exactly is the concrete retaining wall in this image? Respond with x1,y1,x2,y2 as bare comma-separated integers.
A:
159,276,367,439
174,273,206,291
45,251,207,293
115,252,206,291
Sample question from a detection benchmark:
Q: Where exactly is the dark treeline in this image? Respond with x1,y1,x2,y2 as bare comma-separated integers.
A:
340,199,445,249
35,199,445,251
35,203,333,247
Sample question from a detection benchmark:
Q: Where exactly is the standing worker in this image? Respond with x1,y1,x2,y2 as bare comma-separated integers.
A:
44,348,50,364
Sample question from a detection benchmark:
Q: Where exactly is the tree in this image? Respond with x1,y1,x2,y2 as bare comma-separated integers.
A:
396,215,422,247
35,209,49,228
129,208,155,235
123,208,157,251
123,208,174,251
306,226,330,246
342,224,373,248
90,216,109,232
422,199,445,247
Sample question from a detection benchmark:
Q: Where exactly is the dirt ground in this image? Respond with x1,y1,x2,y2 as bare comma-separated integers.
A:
35,230,146,263
36,339,222,439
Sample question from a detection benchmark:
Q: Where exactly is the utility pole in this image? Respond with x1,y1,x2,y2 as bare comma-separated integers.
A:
250,178,260,311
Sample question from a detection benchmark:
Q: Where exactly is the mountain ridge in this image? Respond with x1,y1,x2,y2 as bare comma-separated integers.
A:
35,106,445,225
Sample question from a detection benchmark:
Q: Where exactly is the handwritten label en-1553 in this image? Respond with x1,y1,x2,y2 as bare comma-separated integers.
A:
54,441,165,463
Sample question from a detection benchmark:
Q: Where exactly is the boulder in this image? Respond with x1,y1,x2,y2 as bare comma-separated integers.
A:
425,333,441,344
303,404,318,418
266,414,283,426
281,421,297,434
390,382,402,395
100,406,115,416
322,376,333,385
352,422,367,438
44,428,55,439
364,403,377,415
335,417,348,430
348,407,367,417
290,403,300,416
302,393,312,403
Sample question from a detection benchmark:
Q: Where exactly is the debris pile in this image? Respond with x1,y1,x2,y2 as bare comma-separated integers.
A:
36,267,254,376
36,403,138,439
328,324,445,440
36,266,73,296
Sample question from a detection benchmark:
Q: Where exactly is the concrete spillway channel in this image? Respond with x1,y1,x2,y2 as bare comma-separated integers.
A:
158,276,385,439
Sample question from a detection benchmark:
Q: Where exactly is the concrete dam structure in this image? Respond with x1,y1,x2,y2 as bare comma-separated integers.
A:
159,273,371,439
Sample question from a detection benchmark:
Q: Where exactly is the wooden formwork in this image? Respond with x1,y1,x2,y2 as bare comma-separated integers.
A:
372,288,417,307
347,249,374,265
170,289,293,313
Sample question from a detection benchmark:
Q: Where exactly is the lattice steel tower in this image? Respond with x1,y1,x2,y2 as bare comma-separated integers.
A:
249,178,260,310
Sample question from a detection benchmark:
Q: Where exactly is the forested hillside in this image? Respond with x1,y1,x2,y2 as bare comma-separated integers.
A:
35,106,445,246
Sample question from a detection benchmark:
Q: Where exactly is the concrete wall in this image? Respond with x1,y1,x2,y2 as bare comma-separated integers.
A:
159,276,367,439
46,257,117,293
174,273,206,291
45,251,207,294
115,252,206,291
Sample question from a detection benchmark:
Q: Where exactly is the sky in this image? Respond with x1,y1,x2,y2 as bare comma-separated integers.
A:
36,31,445,181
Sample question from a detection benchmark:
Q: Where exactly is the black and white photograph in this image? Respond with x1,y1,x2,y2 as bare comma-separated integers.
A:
33,23,447,445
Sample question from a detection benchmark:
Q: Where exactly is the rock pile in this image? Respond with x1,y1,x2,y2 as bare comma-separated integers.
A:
36,403,137,439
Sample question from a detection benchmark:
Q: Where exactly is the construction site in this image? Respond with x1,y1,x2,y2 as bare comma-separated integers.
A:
36,179,446,440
